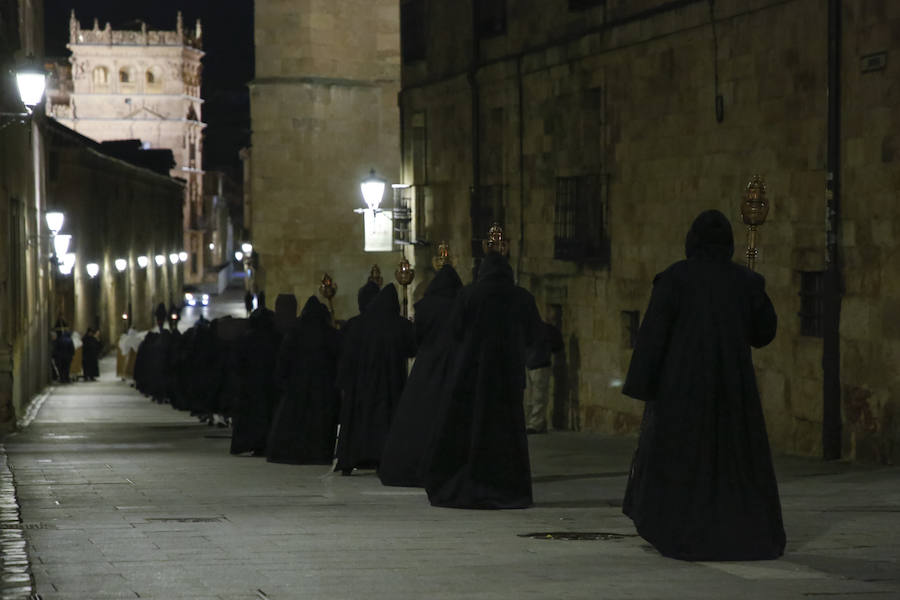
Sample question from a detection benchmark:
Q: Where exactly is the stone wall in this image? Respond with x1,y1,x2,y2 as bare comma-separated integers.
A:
399,0,900,462
251,0,401,318
46,122,185,345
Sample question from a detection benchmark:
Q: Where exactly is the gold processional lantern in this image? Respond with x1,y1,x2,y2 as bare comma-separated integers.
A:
740,175,769,272
432,241,454,270
319,273,337,319
394,255,415,318
482,222,509,256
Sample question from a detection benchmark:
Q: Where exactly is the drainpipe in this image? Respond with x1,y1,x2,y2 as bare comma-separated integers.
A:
469,1,481,277
822,0,842,460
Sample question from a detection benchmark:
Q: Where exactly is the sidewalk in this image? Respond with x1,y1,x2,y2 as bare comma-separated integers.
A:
2,357,898,599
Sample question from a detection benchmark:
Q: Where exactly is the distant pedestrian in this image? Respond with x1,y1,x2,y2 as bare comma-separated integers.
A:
523,306,564,434
52,324,76,384
622,209,785,561
244,290,253,317
82,327,101,381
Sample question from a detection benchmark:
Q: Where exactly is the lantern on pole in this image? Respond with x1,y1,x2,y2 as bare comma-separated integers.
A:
394,255,415,318
740,175,769,271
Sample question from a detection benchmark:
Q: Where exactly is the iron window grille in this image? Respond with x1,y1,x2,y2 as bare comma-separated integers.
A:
554,175,609,264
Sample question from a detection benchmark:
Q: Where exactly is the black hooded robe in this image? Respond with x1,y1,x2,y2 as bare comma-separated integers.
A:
335,284,416,473
622,209,785,561
424,253,542,509
267,297,341,464
231,310,280,454
379,264,463,487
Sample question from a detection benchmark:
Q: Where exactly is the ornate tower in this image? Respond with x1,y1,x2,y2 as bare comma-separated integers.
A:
50,11,206,284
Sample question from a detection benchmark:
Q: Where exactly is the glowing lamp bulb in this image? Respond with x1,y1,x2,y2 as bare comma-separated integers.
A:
86,263,99,278
45,211,64,234
234,251,243,261
114,258,127,272
53,234,71,257
178,251,188,262
360,169,386,211
169,253,178,264
137,256,149,268
241,242,253,254
154,255,165,266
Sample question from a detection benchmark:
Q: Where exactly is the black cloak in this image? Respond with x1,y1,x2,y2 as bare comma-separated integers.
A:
81,332,101,380
424,253,542,509
231,311,280,454
622,209,785,561
379,264,463,487
334,284,416,472
336,280,381,394
267,296,341,464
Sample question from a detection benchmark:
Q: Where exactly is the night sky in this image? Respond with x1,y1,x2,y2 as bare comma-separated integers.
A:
44,0,255,176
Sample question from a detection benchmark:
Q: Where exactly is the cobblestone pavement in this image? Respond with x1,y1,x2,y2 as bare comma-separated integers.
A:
2,357,898,599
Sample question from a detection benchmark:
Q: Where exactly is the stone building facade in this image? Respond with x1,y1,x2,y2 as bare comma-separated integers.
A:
249,0,401,318
1,0,51,430
47,11,207,285
45,120,185,343
398,0,899,463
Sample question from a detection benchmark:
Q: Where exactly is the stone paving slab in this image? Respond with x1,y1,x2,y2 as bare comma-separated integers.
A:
1,357,899,599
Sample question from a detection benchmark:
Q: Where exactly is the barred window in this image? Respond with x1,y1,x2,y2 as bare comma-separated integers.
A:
471,184,505,257
401,0,427,63
554,175,608,264
799,271,824,337
476,0,506,38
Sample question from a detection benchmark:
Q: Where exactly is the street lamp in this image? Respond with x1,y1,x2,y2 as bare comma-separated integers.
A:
1,60,46,126
137,255,149,268
53,234,71,258
58,253,76,275
234,251,244,262
241,242,253,255
15,63,47,112
46,212,64,235
178,251,188,262
154,254,165,267
86,263,99,278
169,253,178,265
114,258,127,272
360,169,386,212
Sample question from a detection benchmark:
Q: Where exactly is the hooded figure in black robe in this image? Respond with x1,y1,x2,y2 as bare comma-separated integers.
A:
379,264,463,487
267,296,341,464
335,283,416,474
82,328,101,381
230,310,278,453
622,209,785,561
424,253,542,509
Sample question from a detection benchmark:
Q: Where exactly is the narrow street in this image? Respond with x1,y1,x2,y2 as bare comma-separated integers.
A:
0,354,897,599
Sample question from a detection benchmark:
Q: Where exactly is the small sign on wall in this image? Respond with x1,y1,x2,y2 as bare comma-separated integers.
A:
364,209,393,252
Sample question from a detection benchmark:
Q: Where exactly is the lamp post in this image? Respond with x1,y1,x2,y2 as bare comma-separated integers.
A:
740,175,769,271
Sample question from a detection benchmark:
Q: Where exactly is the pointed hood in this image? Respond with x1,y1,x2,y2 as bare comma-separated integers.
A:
357,280,381,313
425,264,463,299
685,209,735,261
476,252,514,284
